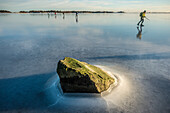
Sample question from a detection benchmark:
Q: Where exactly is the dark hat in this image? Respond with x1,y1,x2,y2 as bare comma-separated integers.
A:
144,10,146,12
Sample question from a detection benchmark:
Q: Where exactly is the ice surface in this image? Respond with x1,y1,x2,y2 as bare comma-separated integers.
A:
0,13,170,113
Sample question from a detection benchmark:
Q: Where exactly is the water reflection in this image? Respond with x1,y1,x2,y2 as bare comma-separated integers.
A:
136,26,143,40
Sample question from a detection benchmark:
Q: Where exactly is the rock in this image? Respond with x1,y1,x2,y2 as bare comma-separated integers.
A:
57,57,115,93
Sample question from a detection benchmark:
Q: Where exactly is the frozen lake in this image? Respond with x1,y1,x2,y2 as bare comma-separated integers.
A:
0,13,170,113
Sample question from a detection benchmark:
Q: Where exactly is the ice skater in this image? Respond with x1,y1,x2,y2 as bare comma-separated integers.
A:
76,12,78,16
137,10,149,26
48,13,50,19
63,13,65,19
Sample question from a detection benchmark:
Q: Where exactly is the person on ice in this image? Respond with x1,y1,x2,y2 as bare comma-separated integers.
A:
137,10,147,26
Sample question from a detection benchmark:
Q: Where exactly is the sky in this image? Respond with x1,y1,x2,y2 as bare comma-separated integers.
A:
0,0,170,12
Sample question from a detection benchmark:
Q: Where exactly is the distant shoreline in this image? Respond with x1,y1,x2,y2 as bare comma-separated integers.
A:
0,10,124,13
0,10,170,14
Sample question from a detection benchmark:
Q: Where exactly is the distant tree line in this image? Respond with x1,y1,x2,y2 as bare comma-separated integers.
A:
0,10,11,13
19,10,125,13
0,10,125,13
1,10,170,14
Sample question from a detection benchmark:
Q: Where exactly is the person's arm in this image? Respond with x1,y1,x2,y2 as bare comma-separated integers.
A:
143,13,150,20
145,17,150,20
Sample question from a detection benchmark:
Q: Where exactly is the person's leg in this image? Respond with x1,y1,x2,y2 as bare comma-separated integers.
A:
137,19,142,25
141,18,144,25
137,17,143,25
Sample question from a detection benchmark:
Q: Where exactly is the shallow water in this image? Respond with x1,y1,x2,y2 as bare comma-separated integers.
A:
0,13,170,113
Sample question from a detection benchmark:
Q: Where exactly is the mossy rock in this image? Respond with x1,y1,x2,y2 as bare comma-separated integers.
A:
57,57,115,93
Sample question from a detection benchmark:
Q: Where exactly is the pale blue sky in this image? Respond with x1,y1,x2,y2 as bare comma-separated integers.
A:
0,0,170,12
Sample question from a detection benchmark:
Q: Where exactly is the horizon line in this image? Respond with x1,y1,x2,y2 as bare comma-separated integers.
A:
1,9,170,13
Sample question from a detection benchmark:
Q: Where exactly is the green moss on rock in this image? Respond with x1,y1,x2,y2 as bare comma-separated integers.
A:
57,57,115,93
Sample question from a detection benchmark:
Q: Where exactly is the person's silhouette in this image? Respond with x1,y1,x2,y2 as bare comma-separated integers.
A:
137,10,146,26
76,15,78,23
76,12,78,16
48,13,50,19
63,13,65,19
